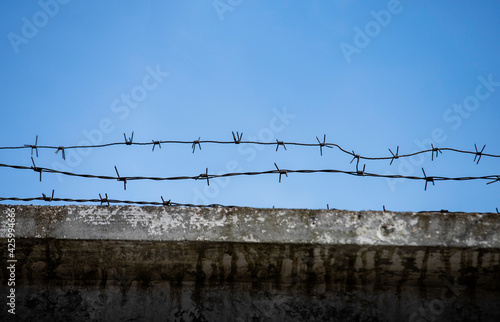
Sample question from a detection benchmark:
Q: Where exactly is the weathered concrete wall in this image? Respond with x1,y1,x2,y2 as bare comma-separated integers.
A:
1,205,500,321
2,205,500,247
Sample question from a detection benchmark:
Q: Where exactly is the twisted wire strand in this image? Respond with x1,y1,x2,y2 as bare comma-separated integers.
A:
0,195,235,208
1,134,498,163
1,161,499,188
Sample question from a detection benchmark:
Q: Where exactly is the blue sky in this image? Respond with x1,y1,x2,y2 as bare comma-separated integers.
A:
1,0,499,212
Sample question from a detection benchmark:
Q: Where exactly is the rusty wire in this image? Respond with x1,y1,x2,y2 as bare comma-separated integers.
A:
0,193,498,213
0,133,498,164
0,192,235,208
0,158,499,191
2,133,498,211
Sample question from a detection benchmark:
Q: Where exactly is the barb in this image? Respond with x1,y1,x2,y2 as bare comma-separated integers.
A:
192,137,202,153
232,131,243,144
114,166,127,190
487,176,500,185
389,146,399,165
2,134,499,163
152,140,161,151
1,161,499,187
356,164,366,176
161,196,171,206
23,135,39,157
99,193,110,206
431,144,442,161
42,190,54,202
55,146,66,160
474,144,486,164
195,168,210,186
124,132,134,145
31,157,42,182
316,134,331,156
274,163,288,183
350,151,360,168
275,140,286,151
422,168,435,191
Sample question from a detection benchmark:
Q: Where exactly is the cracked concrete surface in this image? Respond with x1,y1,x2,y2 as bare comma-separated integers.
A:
1,205,499,247
1,205,499,321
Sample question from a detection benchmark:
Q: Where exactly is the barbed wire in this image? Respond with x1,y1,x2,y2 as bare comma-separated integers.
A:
0,192,235,208
0,192,498,214
1,158,499,191
0,133,498,164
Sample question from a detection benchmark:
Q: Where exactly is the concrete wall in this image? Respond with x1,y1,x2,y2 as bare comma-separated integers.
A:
1,205,500,321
